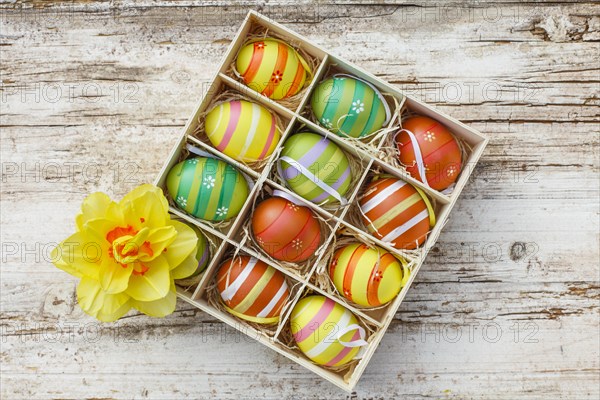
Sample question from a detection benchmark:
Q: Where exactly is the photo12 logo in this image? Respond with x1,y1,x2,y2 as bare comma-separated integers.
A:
399,321,539,344
1,82,139,105
1,161,141,185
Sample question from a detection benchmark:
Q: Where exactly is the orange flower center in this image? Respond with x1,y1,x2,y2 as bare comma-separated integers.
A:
106,225,154,276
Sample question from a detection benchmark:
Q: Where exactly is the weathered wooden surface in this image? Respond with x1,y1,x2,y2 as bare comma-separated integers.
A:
1,1,599,399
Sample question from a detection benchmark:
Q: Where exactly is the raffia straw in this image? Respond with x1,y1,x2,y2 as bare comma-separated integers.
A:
312,229,414,313
205,252,304,337
271,130,367,214
191,89,287,171
225,24,320,112
164,143,236,232
378,105,474,195
273,285,380,381
344,164,439,260
239,182,335,279
378,102,414,167
174,224,222,291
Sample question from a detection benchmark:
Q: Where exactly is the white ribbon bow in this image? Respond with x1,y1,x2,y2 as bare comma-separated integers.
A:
277,155,348,205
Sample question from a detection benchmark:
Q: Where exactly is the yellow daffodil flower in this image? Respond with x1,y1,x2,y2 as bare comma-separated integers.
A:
51,184,198,322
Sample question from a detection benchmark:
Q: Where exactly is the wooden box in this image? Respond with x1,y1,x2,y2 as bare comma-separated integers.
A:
153,10,488,392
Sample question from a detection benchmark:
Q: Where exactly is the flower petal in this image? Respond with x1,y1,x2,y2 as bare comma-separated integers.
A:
140,225,178,262
119,184,168,211
83,218,122,246
130,282,177,318
75,192,123,230
126,254,170,302
119,185,169,230
171,252,199,280
51,232,100,280
96,300,132,323
77,277,131,322
76,192,113,231
163,220,198,269
51,236,83,279
99,256,133,294
52,256,82,278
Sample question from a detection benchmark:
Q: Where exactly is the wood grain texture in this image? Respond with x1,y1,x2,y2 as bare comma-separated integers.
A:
1,1,598,399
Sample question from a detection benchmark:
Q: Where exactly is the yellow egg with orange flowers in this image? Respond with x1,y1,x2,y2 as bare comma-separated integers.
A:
235,39,311,100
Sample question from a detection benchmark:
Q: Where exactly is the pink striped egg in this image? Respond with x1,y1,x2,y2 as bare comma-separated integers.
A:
290,295,367,366
205,100,281,162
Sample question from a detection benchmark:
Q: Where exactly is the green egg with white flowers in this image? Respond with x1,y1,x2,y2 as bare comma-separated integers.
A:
166,157,249,221
310,75,391,138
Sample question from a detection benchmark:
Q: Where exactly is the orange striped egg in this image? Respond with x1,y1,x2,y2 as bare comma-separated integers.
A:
217,256,290,324
359,176,435,250
205,100,281,162
251,197,321,263
235,39,311,100
329,244,406,307
291,295,367,367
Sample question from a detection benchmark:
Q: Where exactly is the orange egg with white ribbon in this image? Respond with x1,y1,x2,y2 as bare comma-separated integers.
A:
396,115,462,192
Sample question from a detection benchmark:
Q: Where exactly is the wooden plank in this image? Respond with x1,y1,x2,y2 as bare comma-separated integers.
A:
1,1,599,398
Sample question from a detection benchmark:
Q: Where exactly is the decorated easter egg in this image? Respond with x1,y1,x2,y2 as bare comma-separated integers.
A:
189,224,210,276
252,196,321,262
396,115,462,191
205,100,281,162
329,244,406,307
170,220,211,280
311,75,390,138
359,177,435,250
279,132,352,205
217,256,290,324
291,295,367,367
166,157,249,221
236,39,311,100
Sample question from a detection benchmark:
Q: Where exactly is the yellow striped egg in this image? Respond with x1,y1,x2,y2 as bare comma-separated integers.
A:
236,39,311,100
291,295,367,367
329,243,407,307
205,100,281,162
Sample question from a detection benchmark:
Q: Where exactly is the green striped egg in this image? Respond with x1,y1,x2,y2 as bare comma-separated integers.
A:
166,157,248,221
189,223,210,276
171,221,211,279
310,75,390,138
279,132,352,205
